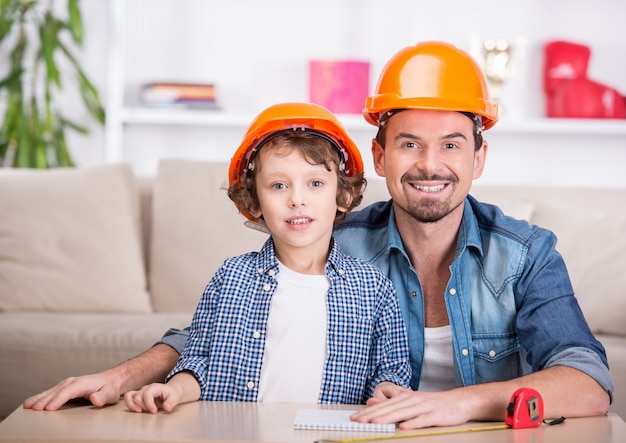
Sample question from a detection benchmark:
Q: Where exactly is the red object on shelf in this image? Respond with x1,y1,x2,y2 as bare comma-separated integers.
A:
543,40,625,119
543,41,590,97
550,77,626,119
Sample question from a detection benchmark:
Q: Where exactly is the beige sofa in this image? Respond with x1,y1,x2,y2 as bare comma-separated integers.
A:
0,158,624,421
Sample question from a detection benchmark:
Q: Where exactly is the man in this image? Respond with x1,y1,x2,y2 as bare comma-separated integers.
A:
24,41,612,429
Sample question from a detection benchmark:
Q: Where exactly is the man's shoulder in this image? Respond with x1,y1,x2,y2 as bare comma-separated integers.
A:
467,195,554,244
333,200,393,263
336,199,393,230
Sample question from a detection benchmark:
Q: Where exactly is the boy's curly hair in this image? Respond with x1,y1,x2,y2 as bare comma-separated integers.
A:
228,131,366,224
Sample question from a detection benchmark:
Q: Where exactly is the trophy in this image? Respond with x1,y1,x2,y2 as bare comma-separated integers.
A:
480,39,514,115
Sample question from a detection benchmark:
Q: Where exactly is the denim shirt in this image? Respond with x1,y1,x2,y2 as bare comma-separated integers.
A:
332,196,613,398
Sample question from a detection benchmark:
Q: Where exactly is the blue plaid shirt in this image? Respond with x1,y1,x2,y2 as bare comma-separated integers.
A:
166,238,411,403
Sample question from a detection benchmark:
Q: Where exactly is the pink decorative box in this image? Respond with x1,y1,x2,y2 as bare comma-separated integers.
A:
309,60,370,114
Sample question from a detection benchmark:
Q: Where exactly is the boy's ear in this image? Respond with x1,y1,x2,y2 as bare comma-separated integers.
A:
337,189,353,214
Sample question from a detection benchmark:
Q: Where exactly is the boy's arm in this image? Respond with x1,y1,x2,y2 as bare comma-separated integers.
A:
23,343,180,411
372,381,410,400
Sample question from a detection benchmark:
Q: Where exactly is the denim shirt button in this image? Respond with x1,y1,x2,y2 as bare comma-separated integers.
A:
461,348,469,356
411,291,418,297
449,288,457,295
489,350,496,358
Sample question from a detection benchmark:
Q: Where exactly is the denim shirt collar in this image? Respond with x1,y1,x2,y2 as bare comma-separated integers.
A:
458,198,484,259
386,198,484,260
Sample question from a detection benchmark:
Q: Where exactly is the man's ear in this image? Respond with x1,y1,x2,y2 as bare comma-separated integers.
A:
473,140,488,179
371,139,385,178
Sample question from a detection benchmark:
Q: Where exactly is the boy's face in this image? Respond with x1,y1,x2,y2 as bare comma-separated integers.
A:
251,146,346,268
372,109,487,224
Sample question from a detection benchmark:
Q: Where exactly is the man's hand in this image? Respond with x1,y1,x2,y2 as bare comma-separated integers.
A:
352,367,610,430
23,373,121,411
22,343,181,412
351,389,475,429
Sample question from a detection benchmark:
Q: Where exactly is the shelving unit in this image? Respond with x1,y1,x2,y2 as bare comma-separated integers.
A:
103,0,626,188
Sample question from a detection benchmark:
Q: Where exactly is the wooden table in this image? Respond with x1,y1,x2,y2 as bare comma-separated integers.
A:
0,401,624,443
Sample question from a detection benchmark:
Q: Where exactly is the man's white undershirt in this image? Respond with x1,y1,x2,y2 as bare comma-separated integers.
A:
418,325,456,392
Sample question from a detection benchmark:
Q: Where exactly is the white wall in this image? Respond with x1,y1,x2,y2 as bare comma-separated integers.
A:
59,0,626,187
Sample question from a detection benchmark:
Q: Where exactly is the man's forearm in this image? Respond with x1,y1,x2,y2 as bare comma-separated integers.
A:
463,366,610,422
104,343,180,395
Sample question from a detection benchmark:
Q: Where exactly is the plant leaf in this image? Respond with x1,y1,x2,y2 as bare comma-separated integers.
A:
67,0,82,44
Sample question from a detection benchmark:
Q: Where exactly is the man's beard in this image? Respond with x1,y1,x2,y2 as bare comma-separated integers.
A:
400,173,460,223
404,199,456,223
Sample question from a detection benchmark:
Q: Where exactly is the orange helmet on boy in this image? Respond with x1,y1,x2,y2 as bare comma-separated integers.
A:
229,102,364,221
363,41,499,130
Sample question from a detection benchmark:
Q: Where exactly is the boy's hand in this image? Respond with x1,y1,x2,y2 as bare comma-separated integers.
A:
371,381,410,402
124,383,182,413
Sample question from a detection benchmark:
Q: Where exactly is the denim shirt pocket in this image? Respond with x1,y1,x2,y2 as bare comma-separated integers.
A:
472,333,524,383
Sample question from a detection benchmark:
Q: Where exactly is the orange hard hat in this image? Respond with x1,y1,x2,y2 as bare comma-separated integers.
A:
363,41,499,130
229,102,364,221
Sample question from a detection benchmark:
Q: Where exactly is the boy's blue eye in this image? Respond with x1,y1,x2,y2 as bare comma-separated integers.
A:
273,183,285,190
311,180,323,187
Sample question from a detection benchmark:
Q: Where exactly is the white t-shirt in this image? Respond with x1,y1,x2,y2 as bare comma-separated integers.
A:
418,325,456,392
257,262,329,402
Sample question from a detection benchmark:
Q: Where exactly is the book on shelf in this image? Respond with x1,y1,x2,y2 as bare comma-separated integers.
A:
140,82,219,109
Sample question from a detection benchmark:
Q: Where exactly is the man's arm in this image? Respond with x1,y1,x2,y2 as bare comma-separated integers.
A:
352,366,610,429
23,343,179,411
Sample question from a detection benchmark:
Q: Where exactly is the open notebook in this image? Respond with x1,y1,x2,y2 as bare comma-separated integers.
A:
293,409,396,433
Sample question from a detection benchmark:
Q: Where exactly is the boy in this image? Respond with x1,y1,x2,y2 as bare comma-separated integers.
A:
124,102,410,413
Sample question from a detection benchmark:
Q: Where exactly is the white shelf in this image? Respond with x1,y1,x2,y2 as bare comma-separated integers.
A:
118,107,626,136
118,107,374,130
120,107,250,127
492,118,626,136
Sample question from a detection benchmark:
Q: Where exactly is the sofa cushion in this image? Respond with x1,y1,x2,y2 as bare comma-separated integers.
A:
149,159,267,312
0,164,151,313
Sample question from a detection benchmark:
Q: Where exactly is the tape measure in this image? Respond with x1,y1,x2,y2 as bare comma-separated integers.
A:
315,388,544,443
505,387,544,428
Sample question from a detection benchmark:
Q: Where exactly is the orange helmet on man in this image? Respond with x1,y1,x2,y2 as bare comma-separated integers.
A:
363,41,499,131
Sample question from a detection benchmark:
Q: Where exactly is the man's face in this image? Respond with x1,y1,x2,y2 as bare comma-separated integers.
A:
372,109,487,224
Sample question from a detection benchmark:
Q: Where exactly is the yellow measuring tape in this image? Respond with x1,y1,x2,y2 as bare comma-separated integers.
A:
314,424,510,442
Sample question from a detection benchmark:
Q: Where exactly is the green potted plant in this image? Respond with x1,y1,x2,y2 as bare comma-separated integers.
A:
0,0,104,168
